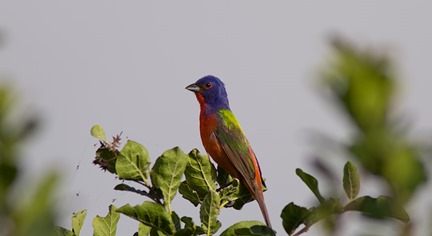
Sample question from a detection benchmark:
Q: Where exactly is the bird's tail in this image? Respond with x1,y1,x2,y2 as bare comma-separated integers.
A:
255,189,272,228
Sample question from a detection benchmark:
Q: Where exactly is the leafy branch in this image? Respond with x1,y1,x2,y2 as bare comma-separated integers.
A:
82,124,274,236
282,164,409,236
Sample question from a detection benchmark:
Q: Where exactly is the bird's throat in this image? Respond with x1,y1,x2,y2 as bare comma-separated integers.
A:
195,93,206,110
196,93,215,117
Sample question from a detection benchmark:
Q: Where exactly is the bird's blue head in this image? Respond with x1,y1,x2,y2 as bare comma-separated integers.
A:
186,75,230,112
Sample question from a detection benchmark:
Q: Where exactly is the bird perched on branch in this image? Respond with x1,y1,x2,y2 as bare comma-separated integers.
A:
186,75,272,228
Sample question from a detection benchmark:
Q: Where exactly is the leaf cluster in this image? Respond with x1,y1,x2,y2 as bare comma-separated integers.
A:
61,124,274,236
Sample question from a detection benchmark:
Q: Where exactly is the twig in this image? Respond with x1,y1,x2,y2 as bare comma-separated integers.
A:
293,226,309,236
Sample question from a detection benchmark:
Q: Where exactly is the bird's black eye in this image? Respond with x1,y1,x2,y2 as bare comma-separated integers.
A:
204,82,212,89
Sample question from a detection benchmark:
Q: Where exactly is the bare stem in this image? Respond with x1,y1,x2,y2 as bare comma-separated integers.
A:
292,226,309,236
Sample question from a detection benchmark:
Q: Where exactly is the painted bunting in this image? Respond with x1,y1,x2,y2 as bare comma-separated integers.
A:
186,75,272,228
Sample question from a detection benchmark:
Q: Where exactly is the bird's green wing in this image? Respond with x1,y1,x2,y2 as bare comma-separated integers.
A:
214,109,258,181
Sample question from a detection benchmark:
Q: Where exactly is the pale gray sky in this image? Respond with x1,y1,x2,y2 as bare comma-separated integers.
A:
1,1,431,235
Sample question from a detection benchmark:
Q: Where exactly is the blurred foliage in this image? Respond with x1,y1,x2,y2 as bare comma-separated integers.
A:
324,39,427,204
0,85,59,236
280,38,429,235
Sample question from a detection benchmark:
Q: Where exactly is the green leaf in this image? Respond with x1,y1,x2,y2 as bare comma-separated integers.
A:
150,147,188,210
232,182,255,210
91,124,107,142
343,161,360,200
174,217,204,236
219,178,240,207
296,168,325,203
178,181,201,206
117,201,175,235
137,223,151,236
220,221,275,236
218,176,253,210
217,167,254,210
171,211,181,231
116,140,151,182
200,189,221,235
72,210,87,236
344,195,410,222
150,228,165,236
280,203,310,235
55,227,74,236
182,149,217,200
216,164,231,187
92,205,120,236
114,183,148,196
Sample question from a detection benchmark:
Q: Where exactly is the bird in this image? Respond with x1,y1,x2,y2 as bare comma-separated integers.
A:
185,75,272,228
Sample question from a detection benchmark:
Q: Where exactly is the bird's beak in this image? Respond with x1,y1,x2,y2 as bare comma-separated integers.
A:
185,83,201,92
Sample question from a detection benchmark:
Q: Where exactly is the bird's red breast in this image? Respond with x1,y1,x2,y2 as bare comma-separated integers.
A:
199,113,243,180
197,95,238,179
198,110,227,168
